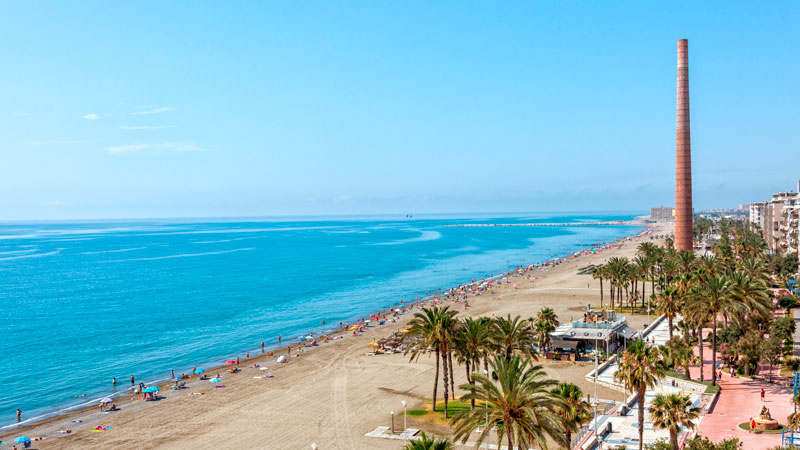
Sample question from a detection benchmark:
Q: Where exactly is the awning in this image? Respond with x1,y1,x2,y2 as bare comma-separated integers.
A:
614,325,640,340
551,339,579,350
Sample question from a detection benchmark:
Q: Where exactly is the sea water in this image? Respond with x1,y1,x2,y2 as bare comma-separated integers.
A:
0,213,642,427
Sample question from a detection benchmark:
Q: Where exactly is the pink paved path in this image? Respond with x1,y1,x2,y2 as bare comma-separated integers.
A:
690,329,795,449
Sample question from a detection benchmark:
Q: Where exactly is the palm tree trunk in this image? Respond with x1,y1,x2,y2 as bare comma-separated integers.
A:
433,347,440,413
600,278,604,307
638,388,645,450
670,428,678,450
668,316,673,340
466,360,474,410
441,343,450,418
637,388,645,450
698,327,704,382
506,427,513,450
711,316,718,386
684,363,691,380
448,348,456,399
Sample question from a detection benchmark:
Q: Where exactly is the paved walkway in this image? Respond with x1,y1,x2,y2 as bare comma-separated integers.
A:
693,329,795,449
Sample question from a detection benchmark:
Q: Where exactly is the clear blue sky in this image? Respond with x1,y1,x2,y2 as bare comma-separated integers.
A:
1,1,798,220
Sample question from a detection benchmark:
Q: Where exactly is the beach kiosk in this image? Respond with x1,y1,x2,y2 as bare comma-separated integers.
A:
550,307,636,358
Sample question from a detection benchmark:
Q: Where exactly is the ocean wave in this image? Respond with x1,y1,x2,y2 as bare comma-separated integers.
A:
101,247,255,263
0,249,37,256
80,247,147,255
0,250,61,261
372,230,442,246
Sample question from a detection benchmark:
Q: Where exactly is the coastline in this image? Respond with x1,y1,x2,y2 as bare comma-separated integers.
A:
1,221,665,448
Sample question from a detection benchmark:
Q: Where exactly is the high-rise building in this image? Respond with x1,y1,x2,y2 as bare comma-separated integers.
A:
750,181,800,257
650,206,674,221
674,39,694,251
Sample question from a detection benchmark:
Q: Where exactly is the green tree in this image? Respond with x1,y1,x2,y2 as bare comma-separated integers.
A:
402,432,453,450
657,286,681,339
453,317,492,410
650,393,700,450
450,356,566,450
686,276,741,386
613,339,666,450
492,315,537,363
405,306,458,415
551,382,591,446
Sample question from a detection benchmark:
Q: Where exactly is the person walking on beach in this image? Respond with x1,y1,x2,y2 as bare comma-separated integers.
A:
261,342,264,353
278,335,281,343
130,375,135,386
16,408,21,422
236,356,240,367
761,388,766,402
171,370,175,379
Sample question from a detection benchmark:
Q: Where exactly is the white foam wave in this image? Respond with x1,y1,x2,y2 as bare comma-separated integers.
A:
80,247,147,255
101,247,254,262
372,230,442,246
0,249,37,256
0,250,60,261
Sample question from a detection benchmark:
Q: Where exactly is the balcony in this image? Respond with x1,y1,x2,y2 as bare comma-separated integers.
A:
571,317,626,329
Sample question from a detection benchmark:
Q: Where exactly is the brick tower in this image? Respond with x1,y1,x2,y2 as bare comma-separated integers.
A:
675,39,693,251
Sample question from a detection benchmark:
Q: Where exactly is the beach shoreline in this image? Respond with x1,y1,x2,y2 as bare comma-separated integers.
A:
1,221,668,449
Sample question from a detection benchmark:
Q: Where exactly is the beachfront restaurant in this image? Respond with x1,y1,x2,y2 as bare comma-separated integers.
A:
550,309,638,358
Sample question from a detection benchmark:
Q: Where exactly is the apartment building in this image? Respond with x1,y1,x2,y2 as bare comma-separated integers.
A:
750,181,800,257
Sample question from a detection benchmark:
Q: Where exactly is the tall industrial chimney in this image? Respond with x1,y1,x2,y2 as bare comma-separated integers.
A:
675,39,693,251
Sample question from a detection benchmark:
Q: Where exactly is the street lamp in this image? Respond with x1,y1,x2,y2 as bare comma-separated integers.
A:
401,400,407,445
391,410,395,435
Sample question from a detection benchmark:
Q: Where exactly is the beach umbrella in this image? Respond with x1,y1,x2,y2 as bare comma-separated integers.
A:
225,360,236,365
259,367,270,371
142,386,159,393
172,377,182,382
209,377,221,383
368,341,380,348
99,397,113,403
193,368,204,374
14,437,31,443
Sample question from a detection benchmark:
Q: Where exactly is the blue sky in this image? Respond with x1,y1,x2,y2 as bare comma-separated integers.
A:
1,2,798,220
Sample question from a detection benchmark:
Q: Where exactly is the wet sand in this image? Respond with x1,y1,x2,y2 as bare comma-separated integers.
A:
1,222,669,449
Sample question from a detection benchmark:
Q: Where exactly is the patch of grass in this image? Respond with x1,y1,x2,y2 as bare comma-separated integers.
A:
432,399,470,414
407,409,428,416
737,422,784,434
665,370,720,395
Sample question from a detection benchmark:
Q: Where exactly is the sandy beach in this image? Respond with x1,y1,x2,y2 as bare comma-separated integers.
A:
2,222,669,450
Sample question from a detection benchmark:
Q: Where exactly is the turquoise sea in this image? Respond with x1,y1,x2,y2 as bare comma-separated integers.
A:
0,213,642,428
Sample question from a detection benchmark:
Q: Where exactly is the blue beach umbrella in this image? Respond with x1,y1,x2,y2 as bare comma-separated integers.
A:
172,377,182,382
193,368,204,374
14,436,31,443
209,377,221,383
142,386,159,393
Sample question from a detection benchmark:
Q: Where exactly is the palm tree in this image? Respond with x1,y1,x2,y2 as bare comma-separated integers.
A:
403,432,453,450
551,382,591,446
650,393,700,450
405,306,458,415
592,265,605,307
492,315,537,363
681,301,708,382
453,317,492,410
450,356,566,450
676,250,696,275
656,286,681,339
536,307,559,331
613,339,666,450
686,276,741,386
788,411,800,435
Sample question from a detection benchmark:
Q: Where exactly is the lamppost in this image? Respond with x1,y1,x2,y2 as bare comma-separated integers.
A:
401,400,407,445
593,332,600,435
391,410,395,435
